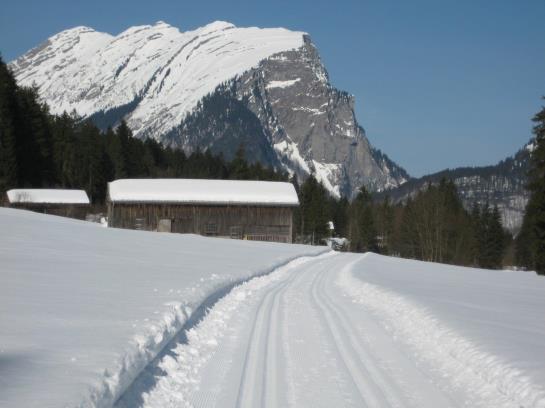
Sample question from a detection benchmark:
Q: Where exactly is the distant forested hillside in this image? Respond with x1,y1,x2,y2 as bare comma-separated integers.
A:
375,144,532,233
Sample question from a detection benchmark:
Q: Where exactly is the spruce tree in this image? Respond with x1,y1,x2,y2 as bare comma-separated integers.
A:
469,202,482,265
299,175,329,244
0,55,20,190
517,101,545,274
488,206,506,269
375,196,394,254
229,144,250,180
349,186,378,252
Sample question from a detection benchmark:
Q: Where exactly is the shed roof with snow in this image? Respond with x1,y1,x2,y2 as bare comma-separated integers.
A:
107,179,300,206
6,189,90,205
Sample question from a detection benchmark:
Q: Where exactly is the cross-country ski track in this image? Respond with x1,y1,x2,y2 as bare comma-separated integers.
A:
115,252,545,408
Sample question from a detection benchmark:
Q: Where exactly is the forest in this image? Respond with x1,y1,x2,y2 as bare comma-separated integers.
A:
1,55,543,273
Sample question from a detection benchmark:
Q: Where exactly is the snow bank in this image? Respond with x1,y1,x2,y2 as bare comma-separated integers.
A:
108,179,299,206
340,253,545,408
0,208,326,408
6,188,90,204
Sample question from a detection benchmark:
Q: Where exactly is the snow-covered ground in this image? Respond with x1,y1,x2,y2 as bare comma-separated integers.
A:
113,252,545,408
0,208,326,408
2,208,544,408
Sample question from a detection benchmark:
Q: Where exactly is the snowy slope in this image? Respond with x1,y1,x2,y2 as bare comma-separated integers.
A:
10,21,304,139
0,208,326,408
114,254,545,408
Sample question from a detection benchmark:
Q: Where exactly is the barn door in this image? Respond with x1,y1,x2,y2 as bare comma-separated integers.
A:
157,218,172,232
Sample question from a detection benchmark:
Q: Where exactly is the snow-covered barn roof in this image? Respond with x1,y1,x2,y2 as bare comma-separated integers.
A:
6,189,90,205
108,179,299,206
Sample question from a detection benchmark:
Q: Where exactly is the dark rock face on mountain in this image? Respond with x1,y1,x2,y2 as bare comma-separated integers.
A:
10,21,408,198
377,142,534,233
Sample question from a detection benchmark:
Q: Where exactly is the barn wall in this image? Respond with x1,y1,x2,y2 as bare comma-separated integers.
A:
107,203,294,243
8,203,88,219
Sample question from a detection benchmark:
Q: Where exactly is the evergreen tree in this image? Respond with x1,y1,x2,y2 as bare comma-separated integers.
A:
517,100,545,275
0,55,20,190
51,112,78,186
106,126,127,179
229,144,250,180
472,203,507,269
331,196,349,238
299,175,330,244
489,206,507,268
375,196,395,254
16,86,55,186
348,186,378,252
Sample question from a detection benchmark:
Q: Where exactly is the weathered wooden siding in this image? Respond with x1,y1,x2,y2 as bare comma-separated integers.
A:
7,203,88,220
107,203,294,243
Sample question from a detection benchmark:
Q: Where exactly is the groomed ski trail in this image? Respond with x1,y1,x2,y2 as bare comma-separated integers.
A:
116,252,544,408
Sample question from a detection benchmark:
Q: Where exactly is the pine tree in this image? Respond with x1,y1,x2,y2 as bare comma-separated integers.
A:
229,144,250,180
517,100,545,275
51,112,78,186
348,186,378,252
375,196,395,254
488,206,506,269
0,55,20,190
106,126,127,179
299,175,330,244
474,203,507,269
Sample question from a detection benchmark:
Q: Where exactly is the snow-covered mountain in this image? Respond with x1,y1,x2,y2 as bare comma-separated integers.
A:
9,21,408,197
377,140,534,233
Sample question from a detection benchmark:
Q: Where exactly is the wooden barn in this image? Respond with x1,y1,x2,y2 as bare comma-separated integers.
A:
5,189,90,219
107,179,299,243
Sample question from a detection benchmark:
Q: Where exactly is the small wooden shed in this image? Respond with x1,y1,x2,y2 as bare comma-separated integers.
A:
5,189,90,219
107,179,299,243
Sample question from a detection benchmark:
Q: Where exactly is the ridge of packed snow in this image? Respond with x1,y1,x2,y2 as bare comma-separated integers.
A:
0,208,326,408
6,189,90,204
10,21,306,138
107,179,299,206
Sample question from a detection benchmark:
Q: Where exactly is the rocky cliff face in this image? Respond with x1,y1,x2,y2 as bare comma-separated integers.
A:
377,142,533,233
10,21,408,198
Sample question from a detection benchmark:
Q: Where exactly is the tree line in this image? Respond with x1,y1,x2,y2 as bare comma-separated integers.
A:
294,176,510,270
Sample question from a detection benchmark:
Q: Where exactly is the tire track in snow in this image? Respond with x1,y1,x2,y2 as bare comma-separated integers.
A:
235,256,311,408
309,257,391,407
118,253,330,408
118,251,535,408
315,257,457,408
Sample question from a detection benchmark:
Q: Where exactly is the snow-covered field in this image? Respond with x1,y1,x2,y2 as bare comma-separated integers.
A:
113,253,545,408
2,208,544,408
0,208,326,408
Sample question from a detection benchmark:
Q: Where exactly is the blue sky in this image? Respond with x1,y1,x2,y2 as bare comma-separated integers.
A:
1,0,544,176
